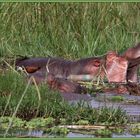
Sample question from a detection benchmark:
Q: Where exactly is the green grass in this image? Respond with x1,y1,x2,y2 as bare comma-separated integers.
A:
0,69,63,120
0,3,140,59
0,70,127,125
0,2,138,132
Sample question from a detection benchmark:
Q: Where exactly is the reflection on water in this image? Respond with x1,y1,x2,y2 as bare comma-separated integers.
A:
27,130,44,137
89,93,140,122
1,129,140,138
112,133,140,138
67,132,94,138
64,92,140,122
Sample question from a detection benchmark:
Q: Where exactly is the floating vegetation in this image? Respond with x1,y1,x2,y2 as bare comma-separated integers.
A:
0,117,26,129
109,96,124,102
0,116,138,138
76,120,89,125
94,129,112,138
46,126,69,136
0,116,128,138
129,123,140,135
25,117,55,129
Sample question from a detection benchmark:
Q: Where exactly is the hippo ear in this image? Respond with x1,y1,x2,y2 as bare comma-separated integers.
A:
25,66,41,73
106,51,117,61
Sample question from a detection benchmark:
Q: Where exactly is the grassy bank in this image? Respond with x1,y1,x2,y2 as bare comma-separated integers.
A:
0,3,139,136
0,70,128,138
0,70,128,124
0,3,140,59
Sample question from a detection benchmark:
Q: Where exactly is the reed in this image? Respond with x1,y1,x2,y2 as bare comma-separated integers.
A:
0,3,140,59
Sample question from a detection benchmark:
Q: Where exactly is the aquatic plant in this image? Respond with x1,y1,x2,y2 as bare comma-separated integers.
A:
110,96,124,102
46,126,69,136
0,117,26,129
95,129,112,138
25,117,54,129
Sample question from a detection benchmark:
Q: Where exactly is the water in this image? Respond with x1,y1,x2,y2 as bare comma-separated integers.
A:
2,129,140,138
61,92,140,122
67,132,94,138
1,92,140,138
112,133,140,138
89,93,140,122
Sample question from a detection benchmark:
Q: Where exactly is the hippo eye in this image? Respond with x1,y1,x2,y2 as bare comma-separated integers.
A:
93,60,100,67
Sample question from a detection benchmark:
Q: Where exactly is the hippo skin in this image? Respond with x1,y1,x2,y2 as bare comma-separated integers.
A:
15,43,140,94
